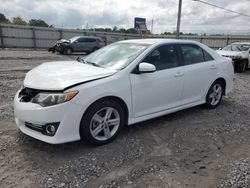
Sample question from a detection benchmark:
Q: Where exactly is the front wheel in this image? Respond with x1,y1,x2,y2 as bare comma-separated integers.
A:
237,60,247,72
64,47,72,55
205,80,223,109
80,99,125,145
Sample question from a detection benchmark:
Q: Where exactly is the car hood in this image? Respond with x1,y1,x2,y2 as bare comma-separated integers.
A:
24,61,116,90
57,39,69,43
216,50,244,57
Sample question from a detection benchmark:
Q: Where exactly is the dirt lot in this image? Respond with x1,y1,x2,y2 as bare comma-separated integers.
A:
0,50,249,188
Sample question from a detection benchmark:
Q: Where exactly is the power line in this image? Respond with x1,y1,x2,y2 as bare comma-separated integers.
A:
193,0,250,18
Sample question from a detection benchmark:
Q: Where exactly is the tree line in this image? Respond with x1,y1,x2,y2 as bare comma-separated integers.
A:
0,13,53,27
0,13,146,34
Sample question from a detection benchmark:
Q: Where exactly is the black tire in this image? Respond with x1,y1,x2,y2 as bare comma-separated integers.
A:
245,61,249,70
204,80,223,109
80,99,125,145
237,60,247,73
64,47,72,55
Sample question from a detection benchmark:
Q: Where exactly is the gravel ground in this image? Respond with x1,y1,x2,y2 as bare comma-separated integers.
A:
0,50,249,188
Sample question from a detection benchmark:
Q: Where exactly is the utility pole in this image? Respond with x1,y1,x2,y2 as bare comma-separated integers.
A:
151,19,154,33
176,0,182,39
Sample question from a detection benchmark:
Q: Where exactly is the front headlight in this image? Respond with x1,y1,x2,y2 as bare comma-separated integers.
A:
31,91,78,107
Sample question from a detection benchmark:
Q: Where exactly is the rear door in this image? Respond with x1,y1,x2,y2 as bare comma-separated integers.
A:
72,37,86,52
129,44,184,118
178,44,218,105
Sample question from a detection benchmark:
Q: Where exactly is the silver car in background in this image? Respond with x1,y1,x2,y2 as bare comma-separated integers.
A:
49,36,105,55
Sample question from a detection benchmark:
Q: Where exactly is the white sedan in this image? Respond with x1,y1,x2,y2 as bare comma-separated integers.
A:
216,42,250,72
14,39,234,145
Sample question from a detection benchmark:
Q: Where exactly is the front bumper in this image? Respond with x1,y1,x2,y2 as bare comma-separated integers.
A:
14,91,83,144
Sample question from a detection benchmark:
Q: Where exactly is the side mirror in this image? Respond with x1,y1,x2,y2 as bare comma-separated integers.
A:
138,62,156,73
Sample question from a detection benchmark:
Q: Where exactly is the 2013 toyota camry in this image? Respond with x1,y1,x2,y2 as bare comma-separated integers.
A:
14,39,234,145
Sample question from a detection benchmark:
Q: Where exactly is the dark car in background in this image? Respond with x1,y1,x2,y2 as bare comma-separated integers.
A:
49,36,105,55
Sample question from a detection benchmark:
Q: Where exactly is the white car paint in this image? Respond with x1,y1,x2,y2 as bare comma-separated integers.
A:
24,61,116,90
14,39,234,144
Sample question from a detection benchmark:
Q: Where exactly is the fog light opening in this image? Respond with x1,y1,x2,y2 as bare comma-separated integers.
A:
45,124,56,135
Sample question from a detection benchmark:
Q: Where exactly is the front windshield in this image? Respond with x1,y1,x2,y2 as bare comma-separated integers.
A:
69,36,79,43
83,43,149,70
222,44,250,52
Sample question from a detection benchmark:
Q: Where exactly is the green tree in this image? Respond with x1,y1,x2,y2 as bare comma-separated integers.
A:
29,19,49,27
113,26,118,32
0,13,10,24
125,28,138,34
104,28,112,32
119,28,126,33
12,17,27,25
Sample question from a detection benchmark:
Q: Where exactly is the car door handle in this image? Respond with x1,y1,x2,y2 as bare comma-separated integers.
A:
175,72,184,77
210,65,216,69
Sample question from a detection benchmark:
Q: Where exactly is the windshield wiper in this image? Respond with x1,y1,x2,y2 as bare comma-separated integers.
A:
78,58,102,67
85,61,102,67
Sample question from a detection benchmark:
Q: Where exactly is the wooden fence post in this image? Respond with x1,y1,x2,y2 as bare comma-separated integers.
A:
32,28,36,49
0,25,4,49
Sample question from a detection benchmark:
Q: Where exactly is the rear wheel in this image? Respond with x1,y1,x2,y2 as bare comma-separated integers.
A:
80,99,125,145
205,80,223,109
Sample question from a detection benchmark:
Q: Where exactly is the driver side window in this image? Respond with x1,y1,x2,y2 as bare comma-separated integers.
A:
143,45,179,71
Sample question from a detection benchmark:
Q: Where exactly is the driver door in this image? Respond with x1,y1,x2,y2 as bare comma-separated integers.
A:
129,44,184,118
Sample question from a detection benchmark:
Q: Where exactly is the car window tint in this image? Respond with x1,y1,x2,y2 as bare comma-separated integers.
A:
77,38,96,42
203,49,214,61
77,38,86,42
180,44,204,65
143,45,179,70
84,38,96,42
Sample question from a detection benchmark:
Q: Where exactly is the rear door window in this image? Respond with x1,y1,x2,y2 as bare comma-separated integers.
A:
180,44,204,65
180,44,214,65
85,38,96,42
203,49,214,61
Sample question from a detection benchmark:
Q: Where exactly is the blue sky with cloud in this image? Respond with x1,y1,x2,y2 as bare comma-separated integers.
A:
1,0,250,34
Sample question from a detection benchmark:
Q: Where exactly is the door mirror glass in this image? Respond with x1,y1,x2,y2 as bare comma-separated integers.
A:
138,62,156,73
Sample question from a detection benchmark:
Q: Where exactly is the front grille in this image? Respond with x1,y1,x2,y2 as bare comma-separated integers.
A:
18,88,39,102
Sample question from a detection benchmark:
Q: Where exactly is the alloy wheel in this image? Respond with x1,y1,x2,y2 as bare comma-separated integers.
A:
208,83,222,106
90,107,120,141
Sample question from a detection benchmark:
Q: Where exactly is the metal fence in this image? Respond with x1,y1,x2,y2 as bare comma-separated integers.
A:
1,23,250,50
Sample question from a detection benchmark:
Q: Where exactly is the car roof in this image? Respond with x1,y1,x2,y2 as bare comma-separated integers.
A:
231,42,250,45
118,38,201,45
73,36,102,39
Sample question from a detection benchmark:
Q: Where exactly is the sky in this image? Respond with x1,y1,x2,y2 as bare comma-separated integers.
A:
1,0,250,35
